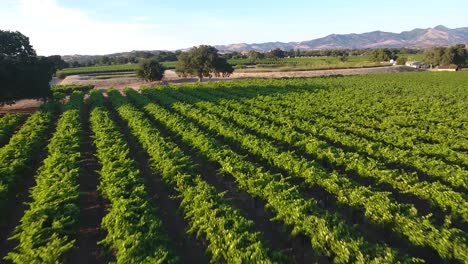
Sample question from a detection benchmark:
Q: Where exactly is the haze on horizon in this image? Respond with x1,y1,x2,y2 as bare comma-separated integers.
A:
1,0,467,56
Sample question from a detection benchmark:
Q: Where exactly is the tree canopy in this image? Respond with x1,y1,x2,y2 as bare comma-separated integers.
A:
424,44,467,67
0,30,36,58
368,48,393,62
175,45,233,82
137,59,165,82
0,30,57,104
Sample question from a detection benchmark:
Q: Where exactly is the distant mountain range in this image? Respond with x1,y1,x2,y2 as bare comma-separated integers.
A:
62,25,468,61
214,25,468,52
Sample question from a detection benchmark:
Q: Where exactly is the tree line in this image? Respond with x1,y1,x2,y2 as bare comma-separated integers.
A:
222,47,422,60
67,50,180,68
64,47,424,68
368,45,467,66
424,45,467,68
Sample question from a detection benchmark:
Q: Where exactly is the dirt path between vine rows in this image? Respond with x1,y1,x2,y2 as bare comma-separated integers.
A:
68,101,108,264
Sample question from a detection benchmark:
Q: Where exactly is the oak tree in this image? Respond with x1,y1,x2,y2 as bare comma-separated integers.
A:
176,45,233,82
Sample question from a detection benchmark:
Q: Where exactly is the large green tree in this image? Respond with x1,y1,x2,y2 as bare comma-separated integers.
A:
0,30,57,104
137,59,165,82
175,45,233,82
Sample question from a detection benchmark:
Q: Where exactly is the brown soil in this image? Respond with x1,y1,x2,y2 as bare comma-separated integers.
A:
67,101,108,264
0,99,43,114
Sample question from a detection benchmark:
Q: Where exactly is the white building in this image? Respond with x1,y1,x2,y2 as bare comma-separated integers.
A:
405,61,427,69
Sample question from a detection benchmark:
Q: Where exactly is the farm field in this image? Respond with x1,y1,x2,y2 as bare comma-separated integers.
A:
230,55,391,71
56,56,393,77
0,72,467,263
56,61,178,78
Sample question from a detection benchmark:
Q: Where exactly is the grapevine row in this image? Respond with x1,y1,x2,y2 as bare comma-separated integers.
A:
0,114,26,147
177,88,468,223
206,87,468,190
308,117,468,168
225,86,468,168
107,89,280,263
0,103,58,219
6,92,84,263
126,88,411,264
217,77,468,151
144,88,467,262
235,74,468,139
88,91,178,263
228,84,468,153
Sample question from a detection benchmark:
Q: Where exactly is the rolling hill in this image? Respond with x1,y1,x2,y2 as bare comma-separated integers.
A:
214,25,468,52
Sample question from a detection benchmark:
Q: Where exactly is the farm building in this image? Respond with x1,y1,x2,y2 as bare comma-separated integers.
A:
437,65,460,71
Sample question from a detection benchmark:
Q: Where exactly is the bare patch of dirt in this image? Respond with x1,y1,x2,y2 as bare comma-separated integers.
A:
60,75,151,90
0,100,43,114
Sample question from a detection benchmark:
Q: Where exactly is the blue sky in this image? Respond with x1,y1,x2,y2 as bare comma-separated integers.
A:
1,0,467,55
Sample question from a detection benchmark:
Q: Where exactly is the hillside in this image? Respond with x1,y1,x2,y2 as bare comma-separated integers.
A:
214,25,468,52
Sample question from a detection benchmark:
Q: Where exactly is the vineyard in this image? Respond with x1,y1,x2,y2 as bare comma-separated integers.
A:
0,71,467,263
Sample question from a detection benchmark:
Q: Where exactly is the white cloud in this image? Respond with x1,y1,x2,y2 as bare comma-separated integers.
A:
0,0,179,55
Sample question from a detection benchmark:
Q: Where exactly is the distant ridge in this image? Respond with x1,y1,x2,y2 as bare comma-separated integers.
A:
214,25,468,52
62,25,468,60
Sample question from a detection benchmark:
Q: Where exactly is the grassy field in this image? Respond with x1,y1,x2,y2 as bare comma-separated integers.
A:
1,72,467,263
